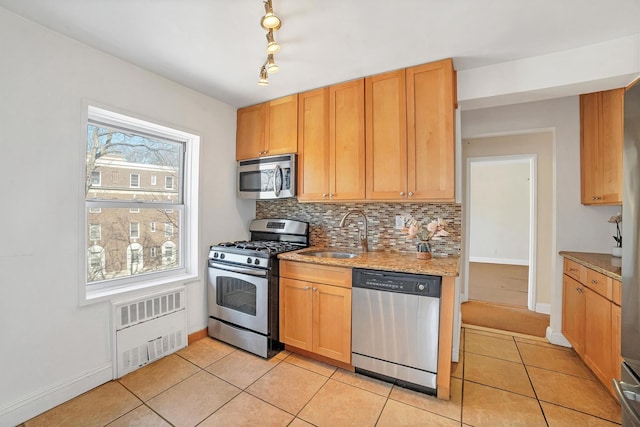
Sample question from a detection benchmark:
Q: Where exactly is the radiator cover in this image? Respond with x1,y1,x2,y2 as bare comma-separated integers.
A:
112,287,187,378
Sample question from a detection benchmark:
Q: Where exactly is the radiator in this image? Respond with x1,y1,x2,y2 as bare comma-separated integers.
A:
112,287,187,378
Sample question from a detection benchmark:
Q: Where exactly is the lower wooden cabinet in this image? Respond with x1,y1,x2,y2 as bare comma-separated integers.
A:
279,261,352,364
561,257,621,395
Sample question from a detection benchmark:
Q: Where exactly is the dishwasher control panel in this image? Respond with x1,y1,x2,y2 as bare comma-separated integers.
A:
352,268,441,297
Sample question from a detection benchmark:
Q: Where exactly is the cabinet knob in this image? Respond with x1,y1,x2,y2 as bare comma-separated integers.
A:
408,192,414,197
592,196,602,200
569,268,578,272
313,287,318,291
304,286,310,290
322,193,327,198
591,279,598,284
329,193,334,198
400,192,405,196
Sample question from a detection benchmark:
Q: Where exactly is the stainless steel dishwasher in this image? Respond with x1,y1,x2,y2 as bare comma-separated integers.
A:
351,268,441,395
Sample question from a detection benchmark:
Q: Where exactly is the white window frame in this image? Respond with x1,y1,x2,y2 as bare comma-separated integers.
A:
151,175,157,186
91,171,101,187
130,222,140,239
150,246,157,257
165,175,174,190
130,173,140,188
89,224,101,241
80,104,200,304
150,222,156,232
89,207,102,214
129,207,140,213
164,222,174,237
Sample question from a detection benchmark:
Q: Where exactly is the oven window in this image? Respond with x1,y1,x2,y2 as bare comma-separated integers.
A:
216,277,257,316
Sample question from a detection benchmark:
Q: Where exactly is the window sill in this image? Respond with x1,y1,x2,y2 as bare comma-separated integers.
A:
81,272,200,305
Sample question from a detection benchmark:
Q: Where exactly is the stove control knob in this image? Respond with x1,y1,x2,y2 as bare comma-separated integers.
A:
254,259,260,265
213,252,219,258
220,253,225,260
418,284,425,291
247,257,252,264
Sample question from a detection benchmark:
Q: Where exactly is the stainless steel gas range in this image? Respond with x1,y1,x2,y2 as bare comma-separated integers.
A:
207,219,309,358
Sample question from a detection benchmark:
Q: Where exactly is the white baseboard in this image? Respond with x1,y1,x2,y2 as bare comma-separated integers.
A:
469,256,529,266
0,362,113,427
545,327,571,348
535,303,551,314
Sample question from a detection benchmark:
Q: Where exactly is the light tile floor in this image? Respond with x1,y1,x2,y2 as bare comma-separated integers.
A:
22,327,622,426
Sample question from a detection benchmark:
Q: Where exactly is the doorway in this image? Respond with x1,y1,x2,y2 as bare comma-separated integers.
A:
467,156,535,309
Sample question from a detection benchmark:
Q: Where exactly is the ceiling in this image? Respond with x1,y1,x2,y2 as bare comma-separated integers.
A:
1,0,639,108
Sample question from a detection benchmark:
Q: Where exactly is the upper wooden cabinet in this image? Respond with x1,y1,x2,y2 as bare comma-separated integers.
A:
298,80,365,202
236,94,298,160
365,59,456,201
580,88,623,205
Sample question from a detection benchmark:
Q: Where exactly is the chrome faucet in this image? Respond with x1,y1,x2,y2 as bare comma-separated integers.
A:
339,210,369,252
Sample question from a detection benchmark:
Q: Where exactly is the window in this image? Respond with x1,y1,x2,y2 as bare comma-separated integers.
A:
89,224,101,241
130,223,140,239
130,173,140,188
91,171,101,186
83,105,200,298
151,175,157,186
165,222,174,237
165,176,174,189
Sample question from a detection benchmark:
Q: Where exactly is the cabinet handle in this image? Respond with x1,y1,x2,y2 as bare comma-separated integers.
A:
312,287,318,291
591,279,599,285
569,268,578,272
329,193,334,198
304,286,310,290
400,192,405,196
408,191,414,197
592,196,602,200
322,193,327,198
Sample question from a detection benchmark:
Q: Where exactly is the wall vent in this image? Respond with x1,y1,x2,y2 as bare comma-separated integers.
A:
112,287,187,378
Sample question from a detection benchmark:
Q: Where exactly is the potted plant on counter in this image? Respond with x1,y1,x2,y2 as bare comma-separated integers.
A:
609,213,622,257
403,215,449,260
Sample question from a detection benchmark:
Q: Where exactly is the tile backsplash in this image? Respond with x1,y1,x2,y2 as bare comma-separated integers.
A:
256,199,461,256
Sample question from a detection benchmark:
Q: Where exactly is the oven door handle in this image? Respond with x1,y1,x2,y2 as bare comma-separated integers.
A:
209,262,268,277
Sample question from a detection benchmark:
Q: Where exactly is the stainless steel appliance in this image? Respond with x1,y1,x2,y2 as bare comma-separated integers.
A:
614,81,640,426
237,154,296,199
207,219,309,358
351,268,441,395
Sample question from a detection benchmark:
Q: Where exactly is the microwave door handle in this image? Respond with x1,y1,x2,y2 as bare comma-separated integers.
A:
274,164,282,197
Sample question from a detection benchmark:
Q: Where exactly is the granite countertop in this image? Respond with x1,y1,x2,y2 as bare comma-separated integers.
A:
559,251,622,281
278,246,460,277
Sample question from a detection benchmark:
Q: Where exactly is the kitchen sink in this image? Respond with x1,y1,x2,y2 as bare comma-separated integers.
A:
299,250,359,259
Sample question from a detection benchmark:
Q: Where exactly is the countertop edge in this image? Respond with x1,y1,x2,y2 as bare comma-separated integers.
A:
559,251,621,281
278,247,460,277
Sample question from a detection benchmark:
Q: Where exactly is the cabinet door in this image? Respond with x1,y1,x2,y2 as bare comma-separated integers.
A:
611,303,622,380
236,103,266,160
562,275,585,353
330,79,365,200
312,283,352,363
365,69,407,200
297,88,330,201
266,94,298,156
406,59,456,201
279,278,313,351
599,88,623,204
584,287,612,386
580,89,623,205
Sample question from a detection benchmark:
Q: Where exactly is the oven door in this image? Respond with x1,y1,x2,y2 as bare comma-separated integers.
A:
207,262,268,334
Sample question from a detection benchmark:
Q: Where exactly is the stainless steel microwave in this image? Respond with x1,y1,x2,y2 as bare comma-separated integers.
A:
237,154,296,199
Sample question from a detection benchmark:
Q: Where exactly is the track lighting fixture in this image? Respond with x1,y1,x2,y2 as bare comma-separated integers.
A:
266,29,280,54
260,0,281,30
257,0,282,86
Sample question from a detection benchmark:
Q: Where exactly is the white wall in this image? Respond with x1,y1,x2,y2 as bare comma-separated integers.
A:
461,97,621,344
469,160,530,264
0,9,254,425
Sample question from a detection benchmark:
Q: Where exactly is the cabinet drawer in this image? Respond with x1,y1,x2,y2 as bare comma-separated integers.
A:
612,279,622,306
586,269,612,300
281,261,352,288
564,259,586,283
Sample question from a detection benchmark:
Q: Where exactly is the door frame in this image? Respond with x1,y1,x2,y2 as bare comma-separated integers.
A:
463,154,538,311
